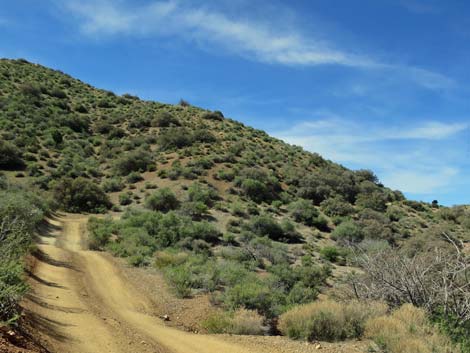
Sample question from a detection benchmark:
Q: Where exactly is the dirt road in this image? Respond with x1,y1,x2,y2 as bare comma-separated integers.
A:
24,214,261,353
24,214,368,353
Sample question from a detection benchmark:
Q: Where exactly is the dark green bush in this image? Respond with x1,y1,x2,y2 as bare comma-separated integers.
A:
102,177,125,192
331,220,364,244
53,177,111,213
152,112,180,127
0,185,49,322
221,277,280,316
113,149,154,176
88,217,114,250
320,196,355,217
237,168,281,203
159,128,193,150
356,191,388,212
145,188,179,212
126,171,143,183
202,111,224,121
319,246,341,262
289,199,324,226
0,141,24,170
180,201,209,219
119,193,133,206
247,215,285,242
188,183,218,207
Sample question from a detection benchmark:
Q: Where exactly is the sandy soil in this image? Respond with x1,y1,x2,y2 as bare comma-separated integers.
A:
22,214,370,353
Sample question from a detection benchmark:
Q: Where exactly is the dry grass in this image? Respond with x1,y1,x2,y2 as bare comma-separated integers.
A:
154,250,188,268
365,304,454,353
203,308,264,335
278,299,387,341
230,308,265,335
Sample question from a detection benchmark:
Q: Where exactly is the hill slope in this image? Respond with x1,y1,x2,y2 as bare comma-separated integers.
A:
1,58,469,352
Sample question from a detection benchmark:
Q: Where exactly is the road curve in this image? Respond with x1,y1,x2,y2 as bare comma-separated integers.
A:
24,214,262,353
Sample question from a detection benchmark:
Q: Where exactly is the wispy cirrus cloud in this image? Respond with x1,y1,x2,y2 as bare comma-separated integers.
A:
61,0,373,67
57,0,453,90
272,116,469,195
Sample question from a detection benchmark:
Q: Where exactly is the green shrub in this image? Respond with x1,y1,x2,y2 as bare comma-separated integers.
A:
289,199,319,225
202,111,224,121
145,188,179,212
159,128,193,150
356,191,388,212
222,278,280,317
236,168,280,203
183,221,221,243
241,179,269,203
247,215,285,242
331,220,364,245
113,149,153,176
102,177,125,192
193,129,216,143
285,282,318,307
88,217,114,250
119,193,132,206
154,250,188,268
53,177,111,213
0,141,24,170
180,201,208,219
0,186,49,323
319,246,341,262
188,183,218,207
152,112,180,127
164,265,192,298
126,171,143,183
203,311,232,333
202,308,264,335
320,196,355,217
0,261,28,324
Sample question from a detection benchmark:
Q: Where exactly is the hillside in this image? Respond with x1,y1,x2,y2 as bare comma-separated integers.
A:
1,58,470,352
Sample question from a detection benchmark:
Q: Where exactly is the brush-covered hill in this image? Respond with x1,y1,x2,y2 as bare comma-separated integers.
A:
1,58,469,352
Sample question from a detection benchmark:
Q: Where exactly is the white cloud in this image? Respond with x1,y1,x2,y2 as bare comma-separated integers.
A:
58,0,453,90
381,168,458,194
62,0,373,67
272,117,468,194
281,118,468,142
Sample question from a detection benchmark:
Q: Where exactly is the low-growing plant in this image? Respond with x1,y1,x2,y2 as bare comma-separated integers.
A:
365,304,453,353
230,308,264,335
279,300,387,341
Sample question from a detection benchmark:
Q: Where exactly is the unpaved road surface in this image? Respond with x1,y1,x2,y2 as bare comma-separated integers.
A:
23,214,261,353
23,214,368,353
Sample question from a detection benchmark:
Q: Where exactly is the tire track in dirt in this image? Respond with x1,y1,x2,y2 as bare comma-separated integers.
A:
24,214,263,353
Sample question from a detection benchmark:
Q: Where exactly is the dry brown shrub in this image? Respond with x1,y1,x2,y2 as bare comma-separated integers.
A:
278,299,387,341
365,304,454,353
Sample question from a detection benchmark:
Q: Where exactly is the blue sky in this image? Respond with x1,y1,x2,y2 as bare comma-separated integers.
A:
1,0,469,205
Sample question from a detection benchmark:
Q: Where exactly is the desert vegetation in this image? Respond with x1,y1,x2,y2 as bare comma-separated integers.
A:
0,174,50,324
0,59,469,351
